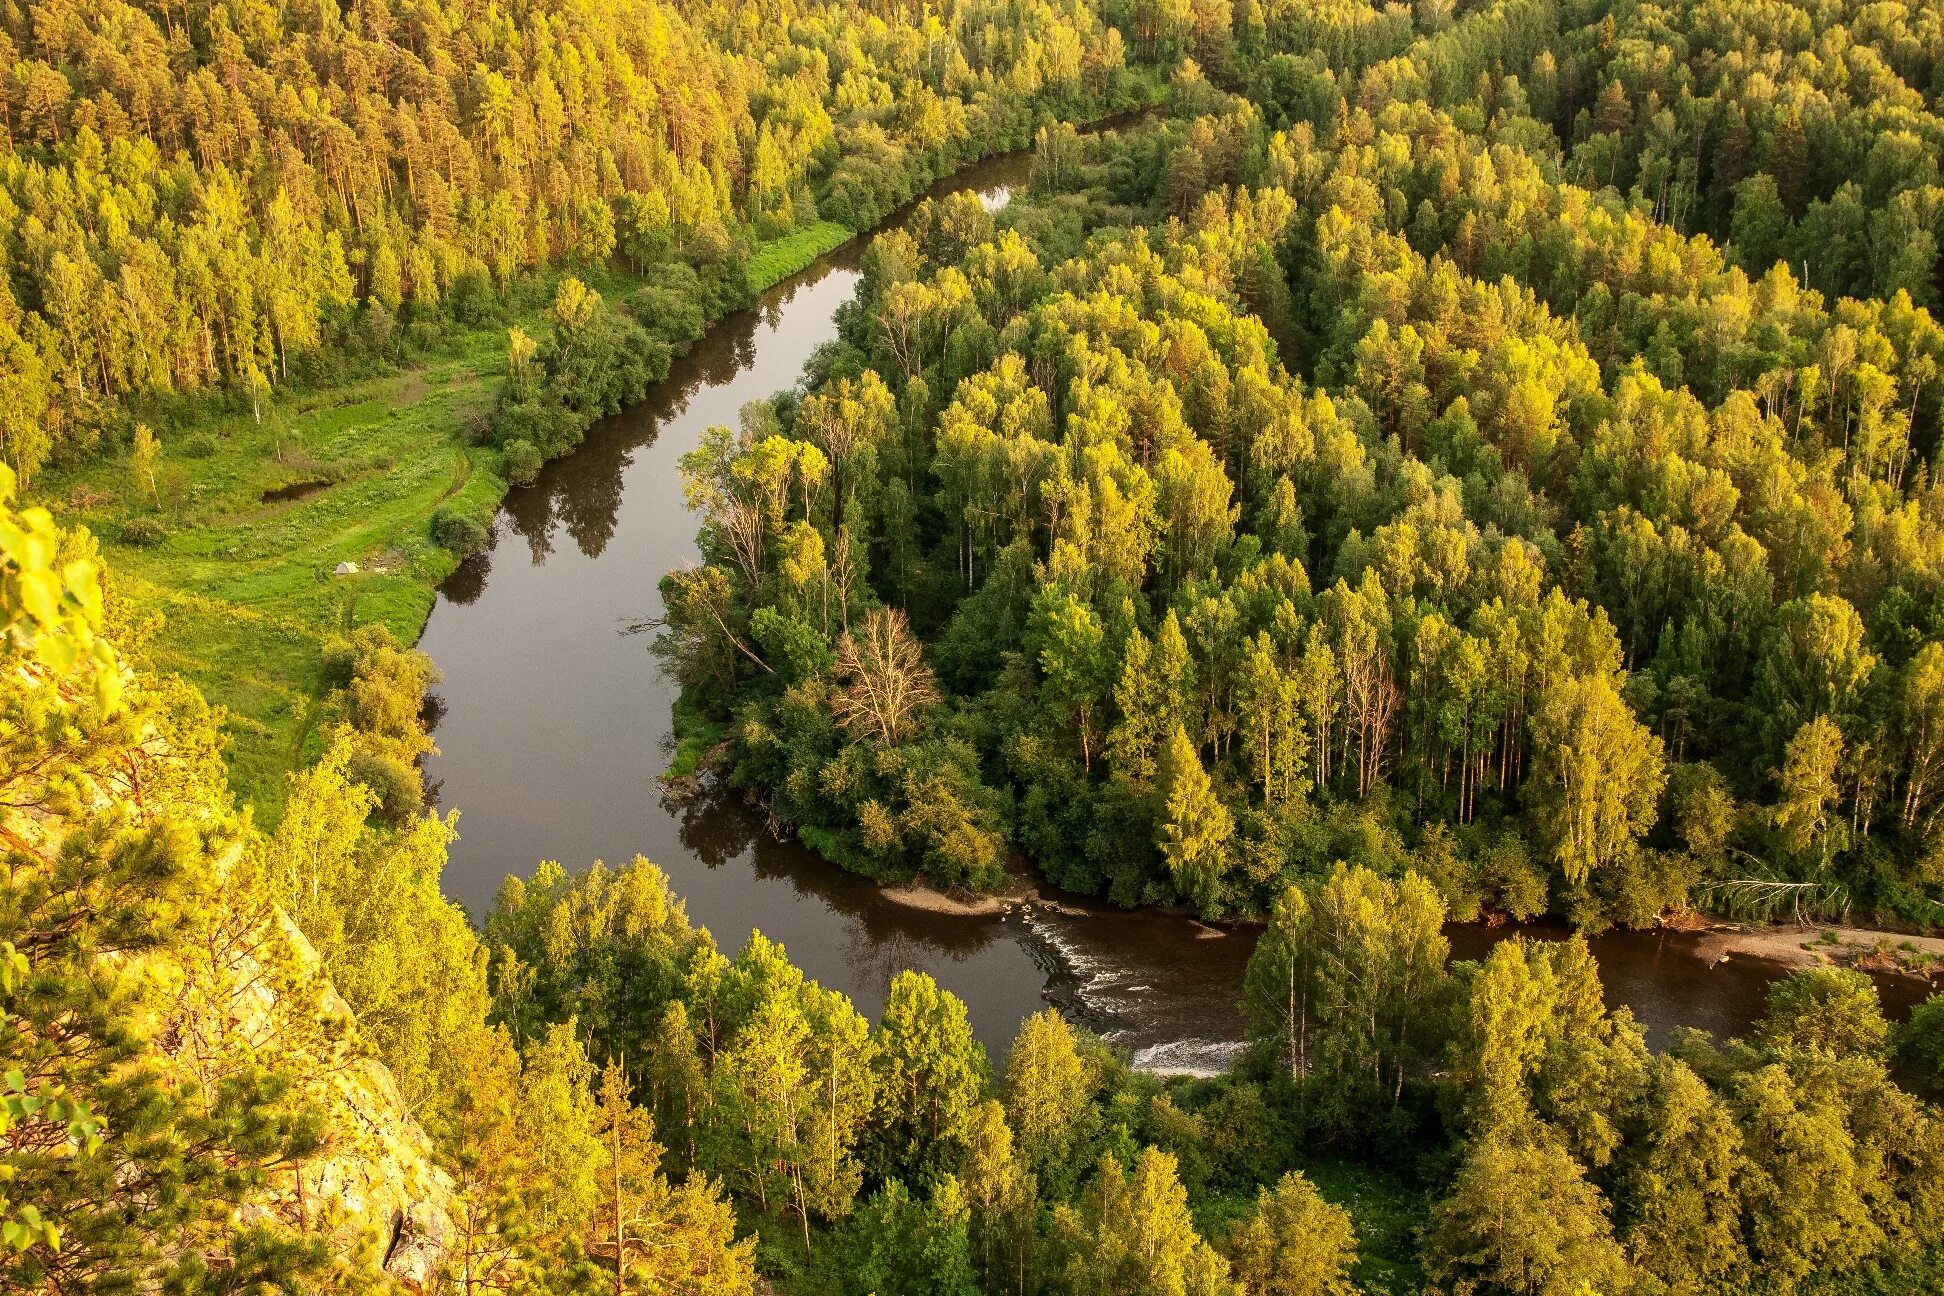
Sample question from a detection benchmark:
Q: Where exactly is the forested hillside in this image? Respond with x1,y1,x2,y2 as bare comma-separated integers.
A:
669,0,1944,934
0,0,1134,481
0,0,1148,815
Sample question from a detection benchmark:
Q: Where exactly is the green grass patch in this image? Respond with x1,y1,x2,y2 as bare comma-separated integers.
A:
32,222,850,824
35,215,861,823
1187,1158,1428,1296
666,695,731,784
41,320,524,822
748,220,855,292
31,118,1108,825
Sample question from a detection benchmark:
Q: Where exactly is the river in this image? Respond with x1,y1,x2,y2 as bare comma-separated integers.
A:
420,147,1929,1069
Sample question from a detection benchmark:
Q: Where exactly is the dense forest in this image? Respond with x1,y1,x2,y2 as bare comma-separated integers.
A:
11,0,1944,1292
667,0,1944,934
0,0,1140,484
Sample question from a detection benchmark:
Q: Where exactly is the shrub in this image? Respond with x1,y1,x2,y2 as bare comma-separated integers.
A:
120,517,168,547
1900,994,1944,1093
363,300,397,355
347,749,424,824
431,507,490,559
629,282,707,347
459,407,496,445
178,433,219,460
405,318,445,352
503,439,543,486
448,271,499,325
493,396,585,459
321,640,359,688
543,307,660,414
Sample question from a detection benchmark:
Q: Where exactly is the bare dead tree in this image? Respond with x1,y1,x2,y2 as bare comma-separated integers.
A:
831,608,938,747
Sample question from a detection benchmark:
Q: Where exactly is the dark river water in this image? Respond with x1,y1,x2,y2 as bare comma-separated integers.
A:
420,149,1932,1069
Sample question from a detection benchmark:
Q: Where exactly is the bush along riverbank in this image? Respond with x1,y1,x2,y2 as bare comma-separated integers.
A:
37,77,1163,824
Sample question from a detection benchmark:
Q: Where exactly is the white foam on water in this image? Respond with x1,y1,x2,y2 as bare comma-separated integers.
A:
1019,907,1247,1075
1019,907,1150,1017
1131,1038,1250,1077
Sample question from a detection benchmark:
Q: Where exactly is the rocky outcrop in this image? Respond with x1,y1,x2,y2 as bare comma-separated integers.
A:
306,1057,455,1290
159,902,458,1289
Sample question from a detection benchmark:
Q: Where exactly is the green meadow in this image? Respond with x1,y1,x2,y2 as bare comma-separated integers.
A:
748,219,856,291
45,327,508,818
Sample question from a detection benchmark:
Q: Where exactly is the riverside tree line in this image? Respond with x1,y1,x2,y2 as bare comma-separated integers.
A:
10,0,1944,1293
0,0,1140,483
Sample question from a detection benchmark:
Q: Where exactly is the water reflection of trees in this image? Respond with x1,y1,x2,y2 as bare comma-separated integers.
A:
443,152,1041,599
504,481,557,565
672,784,1002,972
497,305,774,565
555,442,631,558
439,547,492,604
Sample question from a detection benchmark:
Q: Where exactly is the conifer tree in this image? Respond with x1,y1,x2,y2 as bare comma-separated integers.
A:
0,465,327,1289
591,1059,755,1296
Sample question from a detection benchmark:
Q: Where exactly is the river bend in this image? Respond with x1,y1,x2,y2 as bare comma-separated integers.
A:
421,149,1927,1067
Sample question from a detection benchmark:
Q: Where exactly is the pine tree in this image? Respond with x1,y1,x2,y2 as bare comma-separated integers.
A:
1770,111,1810,215
591,1059,756,1296
595,1059,664,1294
0,464,328,1289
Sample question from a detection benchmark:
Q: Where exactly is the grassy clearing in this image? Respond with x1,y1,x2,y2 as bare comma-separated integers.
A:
47,334,511,819
665,695,731,786
1294,1156,1430,1295
748,220,855,291
36,223,872,823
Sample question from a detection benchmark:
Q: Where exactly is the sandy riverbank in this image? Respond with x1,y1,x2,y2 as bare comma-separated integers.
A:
1694,923,1944,982
878,882,1026,917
